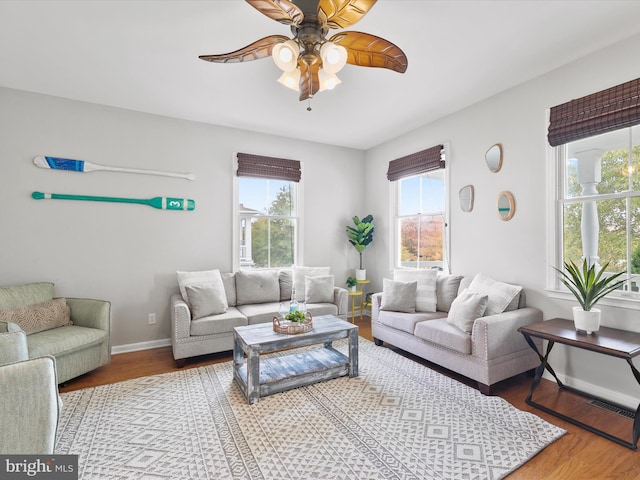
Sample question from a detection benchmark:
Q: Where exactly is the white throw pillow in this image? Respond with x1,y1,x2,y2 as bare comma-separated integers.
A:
177,269,228,317
467,273,523,316
447,289,489,333
393,269,438,312
185,283,228,319
381,278,417,313
305,275,335,304
292,266,330,302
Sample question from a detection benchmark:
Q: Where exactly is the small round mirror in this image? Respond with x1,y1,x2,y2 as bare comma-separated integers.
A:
497,191,515,221
459,185,474,212
485,144,503,173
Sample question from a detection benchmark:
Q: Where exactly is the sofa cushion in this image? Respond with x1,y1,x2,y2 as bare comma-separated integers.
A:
379,310,447,334
414,318,472,355
0,298,72,335
446,289,489,333
177,269,222,302
235,270,280,305
293,266,330,302
305,275,335,304
279,269,293,302
467,273,523,316
27,325,107,358
221,273,237,307
381,278,417,313
393,269,438,312
189,307,247,336
0,282,54,310
236,302,281,325
185,283,228,319
436,274,464,312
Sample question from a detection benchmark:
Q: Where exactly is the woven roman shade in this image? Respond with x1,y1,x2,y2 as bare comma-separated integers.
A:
547,77,640,147
386,145,445,181
237,153,301,182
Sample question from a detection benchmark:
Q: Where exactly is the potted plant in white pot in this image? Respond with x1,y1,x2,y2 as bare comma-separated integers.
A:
554,258,625,334
346,276,357,292
346,214,374,280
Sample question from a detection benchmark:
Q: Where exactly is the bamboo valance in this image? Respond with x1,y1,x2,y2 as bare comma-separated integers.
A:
386,144,445,181
547,77,640,146
237,153,301,182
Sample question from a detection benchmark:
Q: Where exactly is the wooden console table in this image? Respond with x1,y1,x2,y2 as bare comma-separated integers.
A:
518,318,640,449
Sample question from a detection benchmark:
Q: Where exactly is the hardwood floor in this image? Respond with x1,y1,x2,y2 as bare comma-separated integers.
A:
59,316,638,479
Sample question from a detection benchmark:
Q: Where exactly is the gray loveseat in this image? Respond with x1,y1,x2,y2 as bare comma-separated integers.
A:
171,267,348,366
0,282,111,384
371,272,542,394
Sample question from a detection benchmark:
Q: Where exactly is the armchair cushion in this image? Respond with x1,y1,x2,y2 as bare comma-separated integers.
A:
0,282,54,310
0,298,72,334
381,278,417,313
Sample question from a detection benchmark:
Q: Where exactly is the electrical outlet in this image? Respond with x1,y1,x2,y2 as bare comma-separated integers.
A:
148,313,156,325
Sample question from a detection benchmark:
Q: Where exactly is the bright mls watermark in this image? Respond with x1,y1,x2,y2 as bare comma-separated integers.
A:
0,455,78,479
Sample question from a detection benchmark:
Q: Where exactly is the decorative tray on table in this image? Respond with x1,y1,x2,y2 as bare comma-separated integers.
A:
273,312,313,335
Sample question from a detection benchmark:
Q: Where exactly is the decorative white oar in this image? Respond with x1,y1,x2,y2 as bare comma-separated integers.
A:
32,192,195,211
33,156,196,181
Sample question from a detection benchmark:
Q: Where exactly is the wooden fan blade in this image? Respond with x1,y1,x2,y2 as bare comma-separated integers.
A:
246,0,304,26
330,31,407,73
299,62,320,101
318,0,376,29
199,35,289,63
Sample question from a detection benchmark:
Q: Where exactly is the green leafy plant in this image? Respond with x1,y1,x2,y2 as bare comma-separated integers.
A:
553,258,626,311
346,214,374,269
346,276,357,288
285,310,307,323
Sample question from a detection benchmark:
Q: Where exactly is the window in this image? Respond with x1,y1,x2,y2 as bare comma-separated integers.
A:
554,127,640,295
548,77,640,303
387,145,448,271
235,153,301,270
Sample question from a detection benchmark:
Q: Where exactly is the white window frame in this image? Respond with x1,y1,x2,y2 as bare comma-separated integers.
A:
232,155,304,271
388,144,451,273
545,122,640,310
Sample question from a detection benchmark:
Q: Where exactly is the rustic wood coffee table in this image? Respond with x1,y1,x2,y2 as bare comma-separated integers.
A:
233,315,359,404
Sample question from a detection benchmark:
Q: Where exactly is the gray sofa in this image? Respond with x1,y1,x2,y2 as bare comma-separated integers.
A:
371,272,542,394
0,282,111,384
171,267,348,366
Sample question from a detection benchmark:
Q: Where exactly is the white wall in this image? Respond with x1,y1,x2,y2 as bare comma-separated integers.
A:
365,33,640,407
0,87,365,349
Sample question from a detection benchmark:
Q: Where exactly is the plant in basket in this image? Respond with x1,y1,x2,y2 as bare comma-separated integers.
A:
285,310,307,323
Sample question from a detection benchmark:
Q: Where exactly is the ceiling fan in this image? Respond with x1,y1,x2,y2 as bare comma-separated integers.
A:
199,0,408,101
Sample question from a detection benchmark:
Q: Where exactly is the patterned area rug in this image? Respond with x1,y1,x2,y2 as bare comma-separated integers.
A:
56,338,565,479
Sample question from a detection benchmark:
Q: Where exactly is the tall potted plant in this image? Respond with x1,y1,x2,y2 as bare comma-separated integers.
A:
553,258,625,334
346,214,374,280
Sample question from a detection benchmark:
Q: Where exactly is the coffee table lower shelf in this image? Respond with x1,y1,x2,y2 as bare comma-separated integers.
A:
234,347,349,402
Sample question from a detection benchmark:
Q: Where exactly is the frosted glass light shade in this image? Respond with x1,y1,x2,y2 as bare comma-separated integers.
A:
318,69,341,91
273,40,300,72
277,69,301,91
320,42,347,74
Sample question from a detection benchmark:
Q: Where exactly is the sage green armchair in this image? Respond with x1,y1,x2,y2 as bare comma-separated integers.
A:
0,331,60,454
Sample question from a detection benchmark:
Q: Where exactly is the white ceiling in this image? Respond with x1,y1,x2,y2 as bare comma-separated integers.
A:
2,1,640,150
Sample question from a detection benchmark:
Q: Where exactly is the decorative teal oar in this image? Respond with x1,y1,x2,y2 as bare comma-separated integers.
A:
32,192,195,211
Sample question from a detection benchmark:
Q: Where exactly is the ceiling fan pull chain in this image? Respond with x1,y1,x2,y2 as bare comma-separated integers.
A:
307,98,312,112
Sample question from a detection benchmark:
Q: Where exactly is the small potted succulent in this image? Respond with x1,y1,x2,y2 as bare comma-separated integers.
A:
553,258,625,334
285,310,307,324
346,276,357,292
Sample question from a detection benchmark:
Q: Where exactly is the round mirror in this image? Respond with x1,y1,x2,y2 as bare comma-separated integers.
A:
497,191,515,221
485,143,503,173
459,185,474,212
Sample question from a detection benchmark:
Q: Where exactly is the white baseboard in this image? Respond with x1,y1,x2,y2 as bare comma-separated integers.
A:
111,338,171,355
543,371,638,410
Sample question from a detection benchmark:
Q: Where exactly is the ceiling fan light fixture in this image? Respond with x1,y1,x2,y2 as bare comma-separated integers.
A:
318,69,341,92
320,42,347,74
277,68,301,92
272,40,300,72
